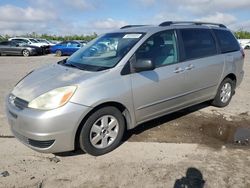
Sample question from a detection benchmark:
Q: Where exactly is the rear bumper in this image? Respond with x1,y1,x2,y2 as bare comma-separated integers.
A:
236,70,244,87
6,97,91,153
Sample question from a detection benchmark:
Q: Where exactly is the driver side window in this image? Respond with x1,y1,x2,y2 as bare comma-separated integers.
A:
135,30,178,68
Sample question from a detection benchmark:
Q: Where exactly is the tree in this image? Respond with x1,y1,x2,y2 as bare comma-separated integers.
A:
235,31,250,39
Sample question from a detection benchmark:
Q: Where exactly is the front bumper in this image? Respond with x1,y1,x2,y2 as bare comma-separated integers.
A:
29,49,40,56
41,45,50,54
6,96,91,153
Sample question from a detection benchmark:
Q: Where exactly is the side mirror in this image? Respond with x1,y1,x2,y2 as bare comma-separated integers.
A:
133,59,155,72
77,44,80,47
16,44,19,47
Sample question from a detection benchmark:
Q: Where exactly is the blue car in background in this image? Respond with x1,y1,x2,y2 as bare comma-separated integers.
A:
50,41,82,56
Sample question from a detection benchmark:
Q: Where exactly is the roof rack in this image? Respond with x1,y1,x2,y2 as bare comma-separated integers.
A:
159,21,227,28
120,25,148,29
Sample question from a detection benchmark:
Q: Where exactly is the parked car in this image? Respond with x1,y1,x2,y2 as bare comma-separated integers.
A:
0,40,42,57
242,42,250,49
238,39,250,49
6,21,244,156
36,38,55,46
8,37,50,54
50,41,82,56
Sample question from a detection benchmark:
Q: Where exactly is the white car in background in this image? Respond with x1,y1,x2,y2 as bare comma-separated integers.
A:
242,42,250,49
238,39,250,49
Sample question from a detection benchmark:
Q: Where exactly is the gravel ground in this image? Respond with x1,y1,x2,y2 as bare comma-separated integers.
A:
0,52,249,188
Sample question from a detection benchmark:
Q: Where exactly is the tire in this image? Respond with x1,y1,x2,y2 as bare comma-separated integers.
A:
22,49,30,57
55,50,62,57
211,78,235,107
79,106,125,156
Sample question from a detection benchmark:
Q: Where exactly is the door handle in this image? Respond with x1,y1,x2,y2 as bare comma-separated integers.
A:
174,67,184,73
185,64,194,70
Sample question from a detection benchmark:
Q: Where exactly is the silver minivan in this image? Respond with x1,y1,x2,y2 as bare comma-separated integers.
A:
6,21,245,155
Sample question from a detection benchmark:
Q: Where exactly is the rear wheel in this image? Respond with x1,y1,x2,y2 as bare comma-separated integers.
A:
55,50,62,57
79,106,125,156
212,78,235,107
22,49,30,57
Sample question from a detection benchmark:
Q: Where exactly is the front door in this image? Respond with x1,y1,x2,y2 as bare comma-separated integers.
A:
131,30,186,123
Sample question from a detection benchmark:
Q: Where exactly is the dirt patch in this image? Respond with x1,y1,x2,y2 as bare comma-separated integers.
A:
127,109,250,148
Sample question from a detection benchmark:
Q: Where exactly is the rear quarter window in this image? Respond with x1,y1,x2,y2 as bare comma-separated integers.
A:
213,29,240,53
180,29,217,60
0,41,9,45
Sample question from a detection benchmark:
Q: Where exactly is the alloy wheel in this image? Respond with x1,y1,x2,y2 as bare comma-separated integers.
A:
89,115,119,149
220,82,232,103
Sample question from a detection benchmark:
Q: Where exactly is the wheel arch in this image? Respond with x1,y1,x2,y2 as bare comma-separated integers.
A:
55,49,63,55
74,101,132,150
22,48,30,56
224,73,237,86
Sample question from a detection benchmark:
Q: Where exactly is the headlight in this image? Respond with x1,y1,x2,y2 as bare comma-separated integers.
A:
28,86,77,110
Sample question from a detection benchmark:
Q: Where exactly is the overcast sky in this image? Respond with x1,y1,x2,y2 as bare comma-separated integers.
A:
0,0,250,36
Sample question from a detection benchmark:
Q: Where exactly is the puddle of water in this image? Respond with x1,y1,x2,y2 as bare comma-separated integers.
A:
128,111,250,148
200,123,250,146
234,128,250,145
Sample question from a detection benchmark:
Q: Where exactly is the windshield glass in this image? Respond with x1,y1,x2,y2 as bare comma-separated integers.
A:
66,32,144,71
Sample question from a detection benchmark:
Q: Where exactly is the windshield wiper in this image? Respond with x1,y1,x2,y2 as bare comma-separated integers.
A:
58,59,109,71
58,58,78,68
58,59,78,68
60,59,87,70
58,58,67,65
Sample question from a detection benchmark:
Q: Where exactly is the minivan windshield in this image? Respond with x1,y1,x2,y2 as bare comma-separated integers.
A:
65,32,144,71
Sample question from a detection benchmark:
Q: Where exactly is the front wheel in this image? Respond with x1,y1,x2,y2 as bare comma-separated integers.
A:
22,49,30,57
79,106,125,156
212,78,235,107
55,50,62,57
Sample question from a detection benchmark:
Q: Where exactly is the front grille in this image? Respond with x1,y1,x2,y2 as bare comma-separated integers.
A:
14,97,28,109
41,46,50,54
9,94,28,110
12,129,55,149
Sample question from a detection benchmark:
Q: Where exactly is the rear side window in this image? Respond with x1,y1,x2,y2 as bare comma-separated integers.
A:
213,29,240,53
0,41,9,45
12,39,28,43
180,29,217,60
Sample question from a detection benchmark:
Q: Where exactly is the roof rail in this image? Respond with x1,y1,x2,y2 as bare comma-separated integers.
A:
159,21,227,28
120,25,148,29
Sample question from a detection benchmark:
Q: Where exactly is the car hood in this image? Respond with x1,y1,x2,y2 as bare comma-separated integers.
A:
12,63,105,102
31,42,47,47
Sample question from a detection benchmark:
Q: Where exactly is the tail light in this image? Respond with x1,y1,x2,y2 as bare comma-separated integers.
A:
240,48,245,59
